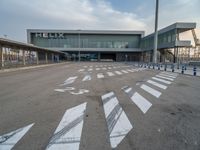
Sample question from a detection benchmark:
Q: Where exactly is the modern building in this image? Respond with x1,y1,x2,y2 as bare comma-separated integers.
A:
27,22,199,62
27,30,144,61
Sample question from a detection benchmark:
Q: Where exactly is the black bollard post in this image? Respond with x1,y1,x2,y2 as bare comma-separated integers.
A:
193,66,197,76
181,65,184,74
158,64,160,70
164,64,167,71
172,64,174,72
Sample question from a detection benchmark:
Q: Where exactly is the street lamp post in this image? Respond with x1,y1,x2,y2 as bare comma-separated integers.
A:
153,0,159,63
78,31,81,62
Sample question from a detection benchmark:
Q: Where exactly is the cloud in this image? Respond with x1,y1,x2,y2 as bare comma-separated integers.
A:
0,0,199,41
0,0,147,41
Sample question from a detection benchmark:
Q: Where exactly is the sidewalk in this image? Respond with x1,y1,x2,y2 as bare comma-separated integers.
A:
0,62,69,73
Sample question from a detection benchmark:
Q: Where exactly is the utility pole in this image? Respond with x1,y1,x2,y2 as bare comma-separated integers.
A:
153,0,159,63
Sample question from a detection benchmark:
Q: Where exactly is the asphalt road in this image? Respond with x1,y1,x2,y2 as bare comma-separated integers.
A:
0,62,200,150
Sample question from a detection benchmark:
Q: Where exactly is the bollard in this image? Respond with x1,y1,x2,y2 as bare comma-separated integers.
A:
193,66,197,76
181,65,184,74
153,64,155,69
164,64,167,71
148,64,150,69
172,64,174,72
185,65,187,70
158,64,160,70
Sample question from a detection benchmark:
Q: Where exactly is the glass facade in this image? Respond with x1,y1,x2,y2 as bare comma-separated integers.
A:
141,29,176,49
30,33,141,49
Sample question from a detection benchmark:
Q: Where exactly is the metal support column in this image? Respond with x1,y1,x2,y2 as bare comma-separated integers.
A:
52,53,54,62
98,52,101,61
36,51,39,65
0,45,4,68
45,52,48,63
23,50,26,65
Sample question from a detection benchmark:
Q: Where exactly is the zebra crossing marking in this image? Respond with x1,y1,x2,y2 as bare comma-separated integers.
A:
156,75,174,81
88,68,93,71
82,75,91,81
161,72,177,77
0,123,34,150
115,71,122,75
78,69,85,72
97,73,104,78
152,77,171,84
147,80,167,90
121,70,128,73
46,103,87,150
140,84,161,98
70,89,89,95
107,72,115,76
60,76,78,86
102,67,107,70
96,68,100,71
122,86,152,114
101,92,133,148
159,73,176,78
54,87,75,92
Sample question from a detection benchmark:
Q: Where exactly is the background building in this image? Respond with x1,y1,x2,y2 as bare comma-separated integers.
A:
27,30,144,61
27,22,200,62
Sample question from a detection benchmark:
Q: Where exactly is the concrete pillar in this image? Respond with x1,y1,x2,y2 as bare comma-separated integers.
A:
45,52,48,63
52,53,54,62
36,51,39,65
98,52,101,61
23,50,26,65
57,55,60,62
0,45,4,68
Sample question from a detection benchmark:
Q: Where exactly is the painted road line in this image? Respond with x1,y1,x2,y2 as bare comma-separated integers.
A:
161,72,177,77
78,69,85,72
101,92,133,148
102,67,107,70
108,67,112,69
152,77,171,84
121,70,128,73
82,75,91,81
61,76,78,86
147,80,167,90
46,103,87,150
70,89,89,95
122,86,152,114
0,123,34,150
54,87,75,92
115,71,122,75
83,66,88,68
127,69,134,72
96,68,100,71
107,72,115,76
140,84,161,98
159,73,176,78
156,75,174,81
97,73,104,78
88,68,93,71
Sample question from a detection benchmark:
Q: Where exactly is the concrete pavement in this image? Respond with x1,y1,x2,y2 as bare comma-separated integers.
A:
0,62,200,150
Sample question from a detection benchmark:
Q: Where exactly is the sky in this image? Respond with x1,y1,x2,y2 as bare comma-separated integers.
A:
0,0,199,42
